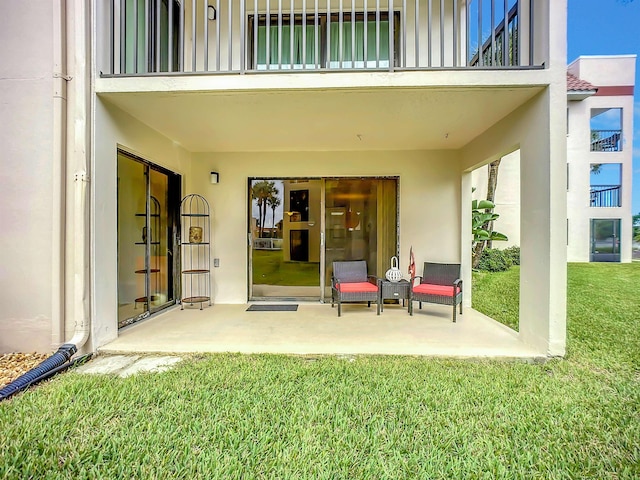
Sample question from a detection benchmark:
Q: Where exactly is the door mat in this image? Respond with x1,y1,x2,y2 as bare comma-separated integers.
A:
246,304,299,312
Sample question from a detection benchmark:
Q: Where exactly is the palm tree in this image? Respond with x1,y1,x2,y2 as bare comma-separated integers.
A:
266,192,281,238
473,158,503,265
251,181,272,238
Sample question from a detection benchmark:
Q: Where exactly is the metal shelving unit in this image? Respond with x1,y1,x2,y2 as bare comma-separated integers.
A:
180,194,211,310
134,196,160,309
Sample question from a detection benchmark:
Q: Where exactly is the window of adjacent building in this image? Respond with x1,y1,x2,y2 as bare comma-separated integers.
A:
590,163,621,207
590,219,621,262
248,12,400,70
590,108,623,152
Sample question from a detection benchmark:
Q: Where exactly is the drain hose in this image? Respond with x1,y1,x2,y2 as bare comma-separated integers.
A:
0,343,78,401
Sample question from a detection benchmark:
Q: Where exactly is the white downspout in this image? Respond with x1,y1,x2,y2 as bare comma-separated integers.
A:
65,0,91,350
52,0,67,348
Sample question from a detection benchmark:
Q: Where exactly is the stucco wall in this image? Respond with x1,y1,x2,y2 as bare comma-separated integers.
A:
189,150,462,304
462,86,568,356
0,1,59,353
471,150,521,249
92,98,193,349
567,94,634,262
566,56,635,263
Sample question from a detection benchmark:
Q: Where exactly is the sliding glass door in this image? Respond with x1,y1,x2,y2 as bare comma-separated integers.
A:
324,178,397,298
249,179,323,299
248,177,397,301
117,151,181,327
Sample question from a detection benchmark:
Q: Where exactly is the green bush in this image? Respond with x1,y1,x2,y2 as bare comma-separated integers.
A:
476,248,513,272
502,246,521,266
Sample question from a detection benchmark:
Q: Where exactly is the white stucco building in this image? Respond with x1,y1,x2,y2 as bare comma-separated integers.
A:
1,1,567,358
474,55,635,263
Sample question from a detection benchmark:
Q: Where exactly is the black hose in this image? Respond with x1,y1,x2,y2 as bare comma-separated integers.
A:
0,343,78,401
27,353,93,386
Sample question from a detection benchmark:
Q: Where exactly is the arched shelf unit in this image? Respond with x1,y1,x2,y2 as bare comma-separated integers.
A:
134,195,160,309
180,194,211,309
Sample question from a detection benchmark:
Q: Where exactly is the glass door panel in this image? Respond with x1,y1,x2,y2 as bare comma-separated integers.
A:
117,154,147,326
590,219,621,262
249,179,322,299
149,168,176,312
118,152,179,328
324,178,397,299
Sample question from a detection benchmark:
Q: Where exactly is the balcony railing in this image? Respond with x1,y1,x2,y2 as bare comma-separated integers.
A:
591,130,622,152
105,0,537,76
469,2,520,67
590,185,621,208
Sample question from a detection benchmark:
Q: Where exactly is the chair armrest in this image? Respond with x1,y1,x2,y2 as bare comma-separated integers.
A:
454,278,462,291
367,275,378,285
410,276,423,286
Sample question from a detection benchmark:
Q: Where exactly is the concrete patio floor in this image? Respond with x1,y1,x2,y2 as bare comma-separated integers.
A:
101,302,545,360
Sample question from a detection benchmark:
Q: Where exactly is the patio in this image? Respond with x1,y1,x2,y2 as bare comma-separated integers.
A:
101,303,543,359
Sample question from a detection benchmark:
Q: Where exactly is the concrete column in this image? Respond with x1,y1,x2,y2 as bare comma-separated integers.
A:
460,171,472,308
519,86,567,357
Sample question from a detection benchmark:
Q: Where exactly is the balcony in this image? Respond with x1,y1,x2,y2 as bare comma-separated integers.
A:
590,185,621,208
102,0,539,76
590,130,623,152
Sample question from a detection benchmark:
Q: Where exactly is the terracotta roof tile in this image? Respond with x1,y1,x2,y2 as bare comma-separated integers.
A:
567,73,597,92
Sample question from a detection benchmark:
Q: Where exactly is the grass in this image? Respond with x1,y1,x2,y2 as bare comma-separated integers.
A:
252,249,320,286
472,266,521,331
1,265,639,478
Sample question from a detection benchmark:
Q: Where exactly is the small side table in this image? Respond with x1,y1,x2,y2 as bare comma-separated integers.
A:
378,279,410,312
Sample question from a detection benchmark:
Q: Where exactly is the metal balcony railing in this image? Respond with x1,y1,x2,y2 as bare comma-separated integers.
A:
591,130,622,152
105,0,538,76
590,185,621,208
469,2,520,67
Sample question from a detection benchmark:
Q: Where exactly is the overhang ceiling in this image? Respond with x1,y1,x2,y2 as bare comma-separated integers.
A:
99,85,543,152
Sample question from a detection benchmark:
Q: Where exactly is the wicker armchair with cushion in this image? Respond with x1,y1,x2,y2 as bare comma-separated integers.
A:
331,261,380,316
409,262,463,322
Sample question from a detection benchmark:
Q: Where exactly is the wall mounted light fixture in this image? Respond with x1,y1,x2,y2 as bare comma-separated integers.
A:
210,171,219,184
207,5,217,20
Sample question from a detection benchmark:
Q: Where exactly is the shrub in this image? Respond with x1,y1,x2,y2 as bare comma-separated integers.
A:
502,246,521,266
476,248,513,272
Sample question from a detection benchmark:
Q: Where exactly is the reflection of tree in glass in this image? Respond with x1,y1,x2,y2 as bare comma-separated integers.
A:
594,221,614,240
267,193,281,238
251,180,279,238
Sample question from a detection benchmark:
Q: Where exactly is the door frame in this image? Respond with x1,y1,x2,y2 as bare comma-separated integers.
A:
247,176,399,303
117,149,182,327
248,177,325,302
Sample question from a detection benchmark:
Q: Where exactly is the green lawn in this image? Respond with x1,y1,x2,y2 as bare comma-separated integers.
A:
252,249,320,286
1,264,638,478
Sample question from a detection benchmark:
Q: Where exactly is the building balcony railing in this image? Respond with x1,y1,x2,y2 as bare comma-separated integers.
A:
103,0,539,76
590,130,622,152
590,185,621,208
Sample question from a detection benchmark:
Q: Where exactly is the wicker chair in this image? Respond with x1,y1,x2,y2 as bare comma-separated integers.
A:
409,262,462,322
331,261,380,316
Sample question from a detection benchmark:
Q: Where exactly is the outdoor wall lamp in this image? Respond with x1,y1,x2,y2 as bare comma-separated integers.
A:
207,5,217,20
210,171,219,184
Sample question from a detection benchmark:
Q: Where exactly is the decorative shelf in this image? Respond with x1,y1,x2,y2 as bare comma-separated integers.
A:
182,296,210,304
180,194,211,310
133,196,161,311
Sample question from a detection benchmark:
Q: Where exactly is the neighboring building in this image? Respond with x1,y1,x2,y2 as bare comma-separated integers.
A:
474,55,635,263
567,55,635,263
0,1,568,357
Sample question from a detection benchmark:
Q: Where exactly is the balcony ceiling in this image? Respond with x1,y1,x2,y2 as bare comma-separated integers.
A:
99,85,543,152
